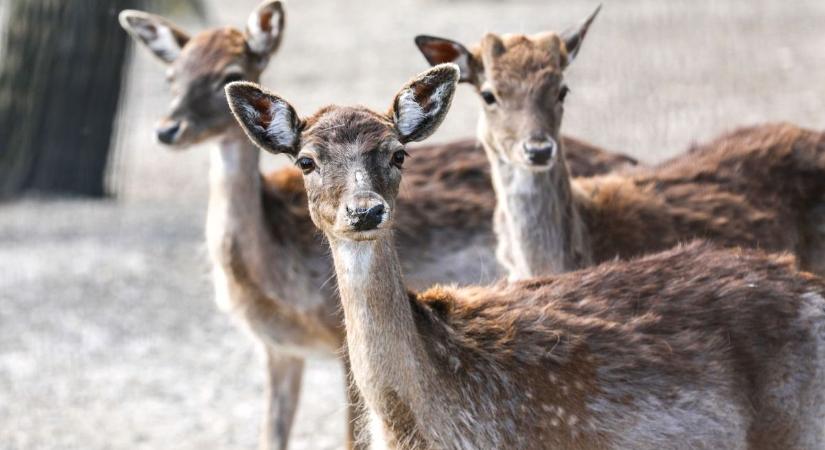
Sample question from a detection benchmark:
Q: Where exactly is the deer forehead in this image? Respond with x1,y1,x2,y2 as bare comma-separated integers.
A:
303,107,398,159
175,27,250,78
481,34,567,86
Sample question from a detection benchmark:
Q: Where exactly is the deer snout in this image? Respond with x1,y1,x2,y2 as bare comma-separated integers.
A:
155,120,183,145
344,192,388,232
522,138,558,166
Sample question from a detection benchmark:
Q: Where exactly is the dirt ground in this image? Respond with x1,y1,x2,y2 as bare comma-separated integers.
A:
2,0,825,448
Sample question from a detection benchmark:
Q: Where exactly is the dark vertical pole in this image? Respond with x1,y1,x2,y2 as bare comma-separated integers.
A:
0,0,141,198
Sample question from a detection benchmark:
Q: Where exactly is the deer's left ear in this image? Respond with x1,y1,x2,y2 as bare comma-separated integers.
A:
225,82,301,156
561,4,601,66
245,0,286,58
390,64,459,144
414,35,479,84
119,10,190,64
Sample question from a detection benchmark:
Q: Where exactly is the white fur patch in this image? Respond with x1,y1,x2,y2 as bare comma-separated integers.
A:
133,21,181,62
395,89,427,137
265,100,296,146
336,241,374,286
368,410,389,450
246,5,282,55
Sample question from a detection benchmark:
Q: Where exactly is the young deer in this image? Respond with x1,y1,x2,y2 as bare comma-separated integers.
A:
119,3,639,448
227,64,825,450
415,7,825,279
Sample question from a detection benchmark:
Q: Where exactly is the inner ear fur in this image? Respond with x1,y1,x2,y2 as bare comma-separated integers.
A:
245,0,286,58
225,81,301,155
118,10,189,64
414,35,479,84
391,64,460,144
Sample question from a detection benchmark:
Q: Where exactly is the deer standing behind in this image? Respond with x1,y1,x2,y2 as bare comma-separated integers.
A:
416,6,825,280
227,64,825,450
118,2,635,448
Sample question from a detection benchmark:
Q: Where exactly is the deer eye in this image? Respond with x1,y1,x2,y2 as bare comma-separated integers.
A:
295,157,316,174
391,149,409,168
221,72,245,86
480,90,497,105
558,85,570,103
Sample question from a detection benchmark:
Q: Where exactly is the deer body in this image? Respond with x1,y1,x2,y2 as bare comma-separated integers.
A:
227,65,825,450
335,237,825,450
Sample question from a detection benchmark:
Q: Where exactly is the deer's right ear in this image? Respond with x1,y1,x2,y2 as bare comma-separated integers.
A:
245,0,286,58
391,64,460,144
119,10,189,64
414,35,478,84
225,82,301,156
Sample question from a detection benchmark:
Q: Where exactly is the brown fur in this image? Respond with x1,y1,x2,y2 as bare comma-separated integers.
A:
398,242,825,449
577,123,825,271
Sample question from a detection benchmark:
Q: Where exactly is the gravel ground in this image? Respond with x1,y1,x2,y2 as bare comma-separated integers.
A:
2,0,825,448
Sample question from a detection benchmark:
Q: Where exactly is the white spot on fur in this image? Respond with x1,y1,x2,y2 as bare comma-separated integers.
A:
449,355,461,372
368,410,389,450
211,265,232,312
435,342,447,355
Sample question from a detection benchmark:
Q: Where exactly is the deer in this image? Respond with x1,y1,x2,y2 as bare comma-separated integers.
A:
118,2,638,449
226,63,825,450
414,6,825,280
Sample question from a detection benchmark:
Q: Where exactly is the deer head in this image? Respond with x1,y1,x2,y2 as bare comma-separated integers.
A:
415,6,600,171
119,0,285,148
225,64,459,241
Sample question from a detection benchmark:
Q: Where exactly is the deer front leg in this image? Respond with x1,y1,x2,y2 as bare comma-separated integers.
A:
260,350,304,450
342,353,369,450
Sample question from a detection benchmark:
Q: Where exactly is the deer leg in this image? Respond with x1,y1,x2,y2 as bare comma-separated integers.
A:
342,353,369,450
260,350,304,450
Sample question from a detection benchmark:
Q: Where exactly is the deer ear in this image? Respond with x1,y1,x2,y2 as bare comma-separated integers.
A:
225,82,300,155
561,4,601,66
245,0,286,58
119,10,189,64
390,64,460,144
414,35,478,84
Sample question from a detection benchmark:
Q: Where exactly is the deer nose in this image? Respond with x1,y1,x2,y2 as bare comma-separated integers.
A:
156,121,182,144
523,139,557,165
345,195,387,231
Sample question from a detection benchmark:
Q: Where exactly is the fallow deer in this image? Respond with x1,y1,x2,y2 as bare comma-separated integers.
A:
415,7,825,280
227,64,825,450
119,3,636,449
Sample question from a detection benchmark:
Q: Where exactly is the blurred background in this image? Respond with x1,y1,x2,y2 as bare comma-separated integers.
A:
1,0,824,448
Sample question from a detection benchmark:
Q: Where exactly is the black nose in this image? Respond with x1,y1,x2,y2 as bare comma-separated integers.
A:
523,140,557,165
348,204,385,231
156,122,181,144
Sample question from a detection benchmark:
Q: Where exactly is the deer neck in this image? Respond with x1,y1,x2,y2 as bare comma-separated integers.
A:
206,127,303,310
328,234,435,438
480,126,592,279
208,127,262,223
